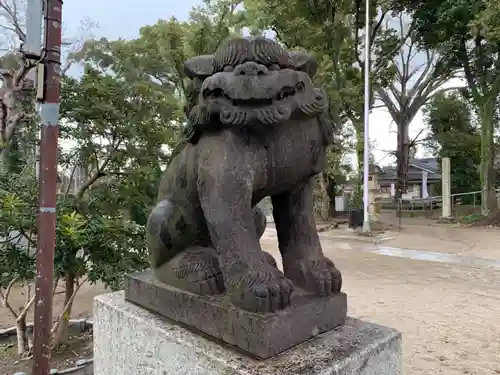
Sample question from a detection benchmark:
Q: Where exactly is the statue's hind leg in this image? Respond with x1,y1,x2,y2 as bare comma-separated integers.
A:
147,200,225,295
147,200,275,296
154,245,226,295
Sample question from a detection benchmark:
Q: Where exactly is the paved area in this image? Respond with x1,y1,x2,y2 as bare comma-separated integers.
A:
381,225,500,261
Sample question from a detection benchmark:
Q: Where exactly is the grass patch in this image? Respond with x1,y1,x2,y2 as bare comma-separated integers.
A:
458,213,486,224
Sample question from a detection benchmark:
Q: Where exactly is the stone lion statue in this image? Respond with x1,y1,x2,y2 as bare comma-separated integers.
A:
147,37,342,314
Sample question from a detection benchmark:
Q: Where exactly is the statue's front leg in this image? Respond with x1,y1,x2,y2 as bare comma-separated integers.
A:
272,178,342,296
197,138,293,314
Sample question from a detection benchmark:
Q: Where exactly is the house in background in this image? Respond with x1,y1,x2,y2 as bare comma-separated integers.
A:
376,158,441,199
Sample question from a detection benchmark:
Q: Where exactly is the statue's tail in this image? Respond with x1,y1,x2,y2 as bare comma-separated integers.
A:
147,200,185,268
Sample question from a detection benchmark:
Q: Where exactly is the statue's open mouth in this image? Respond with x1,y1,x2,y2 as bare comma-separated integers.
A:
189,77,327,127
203,82,305,107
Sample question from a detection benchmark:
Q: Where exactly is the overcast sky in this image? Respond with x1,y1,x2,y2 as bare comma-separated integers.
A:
61,0,464,166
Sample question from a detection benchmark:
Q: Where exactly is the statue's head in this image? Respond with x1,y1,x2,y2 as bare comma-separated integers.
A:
183,37,329,127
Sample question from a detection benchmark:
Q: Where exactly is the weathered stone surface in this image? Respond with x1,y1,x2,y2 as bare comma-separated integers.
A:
124,270,347,359
94,292,402,375
146,36,342,316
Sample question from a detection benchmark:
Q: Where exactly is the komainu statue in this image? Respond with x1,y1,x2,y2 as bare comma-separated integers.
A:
146,37,342,314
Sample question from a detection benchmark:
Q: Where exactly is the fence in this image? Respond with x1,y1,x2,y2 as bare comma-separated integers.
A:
376,188,500,217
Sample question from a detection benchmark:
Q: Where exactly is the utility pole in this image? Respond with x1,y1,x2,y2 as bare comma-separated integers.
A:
31,0,63,373
362,0,371,233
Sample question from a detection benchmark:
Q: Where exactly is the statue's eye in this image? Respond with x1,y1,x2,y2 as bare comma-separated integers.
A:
223,65,234,72
268,64,280,71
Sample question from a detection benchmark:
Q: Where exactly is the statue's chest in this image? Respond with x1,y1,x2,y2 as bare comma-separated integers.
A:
253,120,326,193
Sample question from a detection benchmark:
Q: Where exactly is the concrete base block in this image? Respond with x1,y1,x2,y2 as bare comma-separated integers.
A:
94,292,402,375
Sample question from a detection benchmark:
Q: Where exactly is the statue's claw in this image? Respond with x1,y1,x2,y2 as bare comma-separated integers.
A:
285,256,342,296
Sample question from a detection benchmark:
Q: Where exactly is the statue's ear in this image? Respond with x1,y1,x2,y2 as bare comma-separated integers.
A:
184,55,215,78
289,51,317,78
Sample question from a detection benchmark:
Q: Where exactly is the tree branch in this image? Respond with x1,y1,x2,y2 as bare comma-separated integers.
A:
64,163,78,198
50,276,88,337
409,128,425,148
52,276,60,296
0,0,26,41
16,294,36,322
0,275,19,319
459,37,479,103
74,134,121,200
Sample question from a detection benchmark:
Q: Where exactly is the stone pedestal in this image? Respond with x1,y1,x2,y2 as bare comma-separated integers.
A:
124,270,347,359
94,292,403,375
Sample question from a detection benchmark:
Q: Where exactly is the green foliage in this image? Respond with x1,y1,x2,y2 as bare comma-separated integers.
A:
458,213,486,224
0,169,148,291
241,0,416,210
407,0,500,100
0,170,38,286
1,34,180,320
405,0,500,212
425,92,481,203
0,0,262,352
1,0,254,313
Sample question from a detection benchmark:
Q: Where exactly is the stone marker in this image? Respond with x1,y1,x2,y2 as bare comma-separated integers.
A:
94,36,402,374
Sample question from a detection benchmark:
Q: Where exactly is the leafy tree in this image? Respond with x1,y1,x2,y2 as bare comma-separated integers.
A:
241,0,416,211
425,92,481,203
373,13,459,201
0,168,37,354
404,0,500,214
0,0,250,354
315,138,354,218
0,166,147,353
134,0,245,103
0,39,178,353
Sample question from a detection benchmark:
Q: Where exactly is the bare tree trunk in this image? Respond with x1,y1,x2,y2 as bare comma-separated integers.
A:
317,173,329,220
479,105,498,215
0,278,36,356
395,123,410,216
326,174,337,218
355,126,364,208
52,273,75,346
395,127,410,195
15,317,28,355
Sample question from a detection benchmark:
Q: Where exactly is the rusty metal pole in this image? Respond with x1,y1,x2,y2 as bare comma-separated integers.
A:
32,0,62,374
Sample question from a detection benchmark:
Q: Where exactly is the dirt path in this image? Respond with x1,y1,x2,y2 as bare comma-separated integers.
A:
0,281,106,329
261,235,500,375
2,224,499,374
0,281,106,374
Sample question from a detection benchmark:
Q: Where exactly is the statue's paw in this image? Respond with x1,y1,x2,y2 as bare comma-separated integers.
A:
285,256,342,296
154,246,225,295
230,264,294,314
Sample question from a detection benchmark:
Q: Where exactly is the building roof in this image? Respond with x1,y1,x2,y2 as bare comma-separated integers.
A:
409,158,439,174
378,158,441,185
